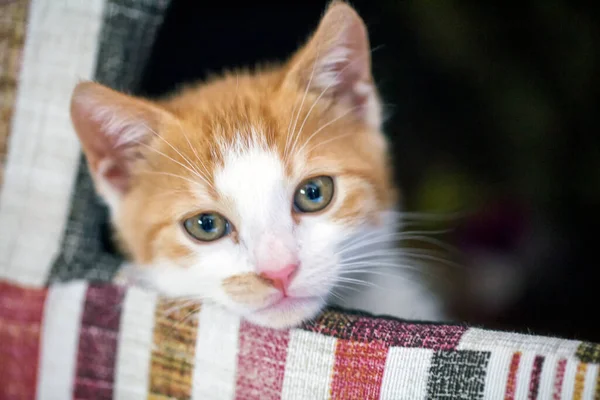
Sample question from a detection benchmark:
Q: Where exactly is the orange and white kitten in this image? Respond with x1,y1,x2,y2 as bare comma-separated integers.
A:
70,2,444,328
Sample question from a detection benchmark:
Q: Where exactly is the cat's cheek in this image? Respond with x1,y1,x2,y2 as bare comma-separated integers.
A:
291,219,346,296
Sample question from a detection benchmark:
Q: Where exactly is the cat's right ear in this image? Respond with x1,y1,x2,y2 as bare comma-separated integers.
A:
70,82,171,211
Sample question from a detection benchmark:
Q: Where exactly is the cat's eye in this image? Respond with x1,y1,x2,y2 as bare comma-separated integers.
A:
183,212,231,242
293,176,335,213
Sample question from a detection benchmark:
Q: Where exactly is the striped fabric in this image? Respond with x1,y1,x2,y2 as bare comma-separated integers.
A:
1,280,599,400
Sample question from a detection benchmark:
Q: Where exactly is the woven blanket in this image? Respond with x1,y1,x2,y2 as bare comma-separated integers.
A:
1,279,599,399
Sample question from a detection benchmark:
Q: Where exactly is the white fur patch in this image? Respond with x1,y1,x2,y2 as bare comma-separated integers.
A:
214,133,294,250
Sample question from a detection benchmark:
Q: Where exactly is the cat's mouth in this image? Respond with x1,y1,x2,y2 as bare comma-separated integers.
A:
245,295,324,329
256,295,317,313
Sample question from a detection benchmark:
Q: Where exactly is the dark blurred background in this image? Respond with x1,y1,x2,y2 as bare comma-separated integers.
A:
137,1,600,342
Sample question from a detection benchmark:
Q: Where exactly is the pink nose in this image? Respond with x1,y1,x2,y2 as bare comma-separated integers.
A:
259,264,298,293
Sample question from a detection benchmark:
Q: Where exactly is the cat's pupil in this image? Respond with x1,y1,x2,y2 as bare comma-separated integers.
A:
199,215,216,232
304,183,322,202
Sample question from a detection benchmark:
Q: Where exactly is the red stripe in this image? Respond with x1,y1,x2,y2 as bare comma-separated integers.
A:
330,339,388,400
553,358,567,400
504,351,522,400
0,282,48,400
235,320,290,399
528,355,544,400
73,284,125,400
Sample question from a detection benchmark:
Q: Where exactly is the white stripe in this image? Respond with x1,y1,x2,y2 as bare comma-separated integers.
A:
36,281,88,400
0,0,105,286
113,286,158,400
457,328,581,358
380,347,433,400
191,303,241,400
481,349,513,400
514,352,535,399
537,354,560,400
561,358,579,399
281,330,337,400
582,363,599,400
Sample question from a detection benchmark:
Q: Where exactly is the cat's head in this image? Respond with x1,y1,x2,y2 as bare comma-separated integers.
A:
70,2,397,328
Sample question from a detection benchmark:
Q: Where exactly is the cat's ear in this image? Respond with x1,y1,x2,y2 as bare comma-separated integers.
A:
285,1,381,129
70,81,172,210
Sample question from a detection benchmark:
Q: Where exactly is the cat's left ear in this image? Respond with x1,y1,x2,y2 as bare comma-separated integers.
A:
70,81,174,212
285,1,381,130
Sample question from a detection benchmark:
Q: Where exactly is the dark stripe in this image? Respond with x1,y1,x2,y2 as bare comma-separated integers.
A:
73,284,125,400
528,355,544,400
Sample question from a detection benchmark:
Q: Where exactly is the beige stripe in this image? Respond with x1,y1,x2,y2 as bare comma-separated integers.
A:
149,298,200,399
0,0,30,185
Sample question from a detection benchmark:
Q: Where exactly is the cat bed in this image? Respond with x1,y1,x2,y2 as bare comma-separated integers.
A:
1,279,599,399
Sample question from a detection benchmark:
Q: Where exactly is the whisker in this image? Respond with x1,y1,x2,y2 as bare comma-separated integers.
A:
287,44,386,158
401,253,462,269
138,170,203,188
303,131,354,154
174,118,215,190
338,261,422,273
284,41,322,162
132,139,213,189
334,277,382,289
294,104,365,157
398,235,460,254
139,122,206,182
163,299,200,316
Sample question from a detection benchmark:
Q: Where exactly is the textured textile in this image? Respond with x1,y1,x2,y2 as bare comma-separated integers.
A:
1,280,600,400
0,0,171,287
0,0,105,286
0,0,30,185
49,0,171,283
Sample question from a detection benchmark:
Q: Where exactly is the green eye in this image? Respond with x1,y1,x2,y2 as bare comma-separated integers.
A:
183,212,231,242
293,176,335,213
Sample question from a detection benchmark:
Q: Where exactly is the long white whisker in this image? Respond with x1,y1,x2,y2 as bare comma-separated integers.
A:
139,122,205,180
284,42,322,162
133,139,213,189
174,118,215,190
294,105,364,157
138,170,204,188
287,44,385,158
338,260,422,270
303,131,354,154
334,277,381,289
401,253,462,269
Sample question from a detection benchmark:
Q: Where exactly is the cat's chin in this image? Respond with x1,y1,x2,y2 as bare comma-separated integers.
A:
242,296,324,330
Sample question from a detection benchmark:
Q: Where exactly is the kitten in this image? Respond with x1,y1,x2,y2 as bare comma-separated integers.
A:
70,1,445,328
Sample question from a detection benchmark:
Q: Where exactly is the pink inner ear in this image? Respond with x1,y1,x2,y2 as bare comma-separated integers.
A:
99,158,130,193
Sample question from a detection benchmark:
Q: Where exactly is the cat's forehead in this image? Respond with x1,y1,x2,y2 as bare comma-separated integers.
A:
214,129,287,195
210,130,297,234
